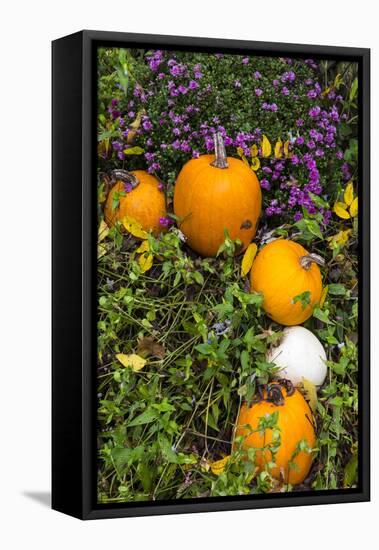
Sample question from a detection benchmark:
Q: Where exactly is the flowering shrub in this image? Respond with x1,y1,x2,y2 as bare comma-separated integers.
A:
98,48,357,228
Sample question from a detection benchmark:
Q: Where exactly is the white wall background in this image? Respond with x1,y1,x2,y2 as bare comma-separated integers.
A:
1,0,376,548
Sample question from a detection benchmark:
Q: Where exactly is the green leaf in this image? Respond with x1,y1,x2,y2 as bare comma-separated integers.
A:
123,146,145,155
344,452,358,487
328,283,346,296
127,408,158,427
349,77,358,102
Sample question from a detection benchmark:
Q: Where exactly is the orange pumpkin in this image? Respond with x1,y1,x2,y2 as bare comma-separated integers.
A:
250,238,324,325
235,381,316,485
104,170,166,235
173,133,262,257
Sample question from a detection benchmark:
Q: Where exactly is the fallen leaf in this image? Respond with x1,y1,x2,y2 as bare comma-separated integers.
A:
136,240,150,253
210,455,231,476
251,157,261,171
98,243,107,259
319,285,329,308
261,135,272,158
137,336,165,359
349,197,358,217
283,140,291,158
236,147,249,166
327,229,351,249
123,146,145,155
241,243,258,277
333,202,350,219
98,219,109,243
301,378,318,413
274,139,283,159
122,215,148,239
139,253,153,273
250,144,259,157
344,181,354,206
116,353,147,371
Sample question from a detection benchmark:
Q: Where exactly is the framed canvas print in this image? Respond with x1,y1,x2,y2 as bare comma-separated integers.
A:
52,30,370,520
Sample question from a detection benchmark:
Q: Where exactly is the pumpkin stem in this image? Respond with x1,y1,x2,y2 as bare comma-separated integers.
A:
211,132,229,169
252,380,294,406
300,253,325,271
110,169,140,190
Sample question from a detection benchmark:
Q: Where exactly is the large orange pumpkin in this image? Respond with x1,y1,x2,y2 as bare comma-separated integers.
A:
235,380,316,485
173,133,262,257
104,169,166,235
250,238,324,325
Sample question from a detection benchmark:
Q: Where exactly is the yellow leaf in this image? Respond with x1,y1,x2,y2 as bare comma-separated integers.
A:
237,147,249,166
321,86,331,97
136,240,150,254
261,135,272,158
241,243,258,277
123,146,145,155
98,219,109,243
333,202,350,219
250,157,261,171
334,73,343,89
116,353,147,371
349,197,358,217
327,229,351,249
319,285,328,308
283,140,291,158
301,378,318,413
98,243,107,259
122,215,148,239
139,253,153,273
344,181,354,206
210,455,231,476
250,144,259,157
274,139,283,159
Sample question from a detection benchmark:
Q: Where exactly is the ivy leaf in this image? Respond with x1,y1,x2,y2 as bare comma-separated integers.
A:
116,353,147,371
139,253,153,273
241,243,258,277
301,378,318,413
274,139,283,159
333,202,350,219
210,455,230,476
122,215,148,239
349,197,358,217
250,157,261,171
344,181,354,206
261,135,272,157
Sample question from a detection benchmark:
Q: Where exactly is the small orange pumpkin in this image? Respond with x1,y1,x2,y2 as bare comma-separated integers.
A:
235,381,316,485
250,238,324,325
104,169,166,235
173,133,262,257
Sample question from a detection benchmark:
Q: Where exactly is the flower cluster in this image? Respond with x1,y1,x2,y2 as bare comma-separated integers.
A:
98,49,356,228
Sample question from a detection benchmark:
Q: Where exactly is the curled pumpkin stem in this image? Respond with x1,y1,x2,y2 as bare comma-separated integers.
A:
252,379,294,406
300,253,325,271
110,169,140,190
211,132,229,169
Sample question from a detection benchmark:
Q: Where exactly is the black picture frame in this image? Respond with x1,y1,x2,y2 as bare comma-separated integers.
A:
52,30,370,520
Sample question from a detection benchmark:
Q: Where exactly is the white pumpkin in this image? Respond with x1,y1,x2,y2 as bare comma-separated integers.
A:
266,326,327,386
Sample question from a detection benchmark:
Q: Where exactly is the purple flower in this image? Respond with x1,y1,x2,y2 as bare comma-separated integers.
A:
272,79,279,87
271,103,278,112
281,86,290,96
111,98,119,107
159,217,173,227
296,118,304,127
112,141,122,152
253,71,262,79
188,80,199,90
296,136,305,145
192,150,200,158
124,182,133,193
172,140,181,150
172,127,181,136
255,88,263,97
117,151,125,160
281,71,296,83
307,89,318,99
242,57,249,65
142,119,153,131
309,106,321,118
234,80,241,88
336,150,343,160
158,182,164,191
294,212,303,222
260,178,271,190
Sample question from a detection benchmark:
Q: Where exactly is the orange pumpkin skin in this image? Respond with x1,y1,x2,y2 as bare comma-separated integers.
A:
104,170,166,235
250,239,323,325
173,155,261,257
235,388,316,485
